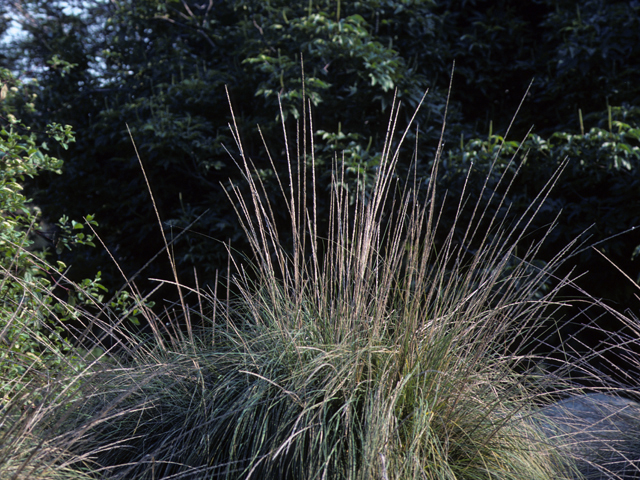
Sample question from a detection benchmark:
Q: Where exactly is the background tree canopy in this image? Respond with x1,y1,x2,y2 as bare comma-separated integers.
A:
2,0,640,329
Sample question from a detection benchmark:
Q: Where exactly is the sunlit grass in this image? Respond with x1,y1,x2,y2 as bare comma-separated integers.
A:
3,90,638,479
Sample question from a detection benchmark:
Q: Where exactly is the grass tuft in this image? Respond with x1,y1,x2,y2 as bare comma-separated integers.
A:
4,88,638,479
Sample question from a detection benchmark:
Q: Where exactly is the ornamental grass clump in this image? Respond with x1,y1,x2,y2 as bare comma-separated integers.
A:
2,91,591,479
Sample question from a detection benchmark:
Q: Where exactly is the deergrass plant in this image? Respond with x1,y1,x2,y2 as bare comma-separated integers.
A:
4,91,630,479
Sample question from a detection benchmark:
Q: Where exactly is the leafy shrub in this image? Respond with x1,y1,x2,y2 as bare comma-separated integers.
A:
0,69,108,395
438,105,640,304
8,0,639,311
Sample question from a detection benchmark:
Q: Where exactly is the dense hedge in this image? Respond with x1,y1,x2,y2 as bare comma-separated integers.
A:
3,0,639,313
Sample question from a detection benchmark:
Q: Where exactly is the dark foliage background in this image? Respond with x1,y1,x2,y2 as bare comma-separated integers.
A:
3,0,640,347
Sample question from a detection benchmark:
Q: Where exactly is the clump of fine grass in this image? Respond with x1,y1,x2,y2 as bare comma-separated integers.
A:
6,88,632,479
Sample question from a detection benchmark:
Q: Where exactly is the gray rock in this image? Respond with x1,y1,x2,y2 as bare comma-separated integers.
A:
537,393,640,479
